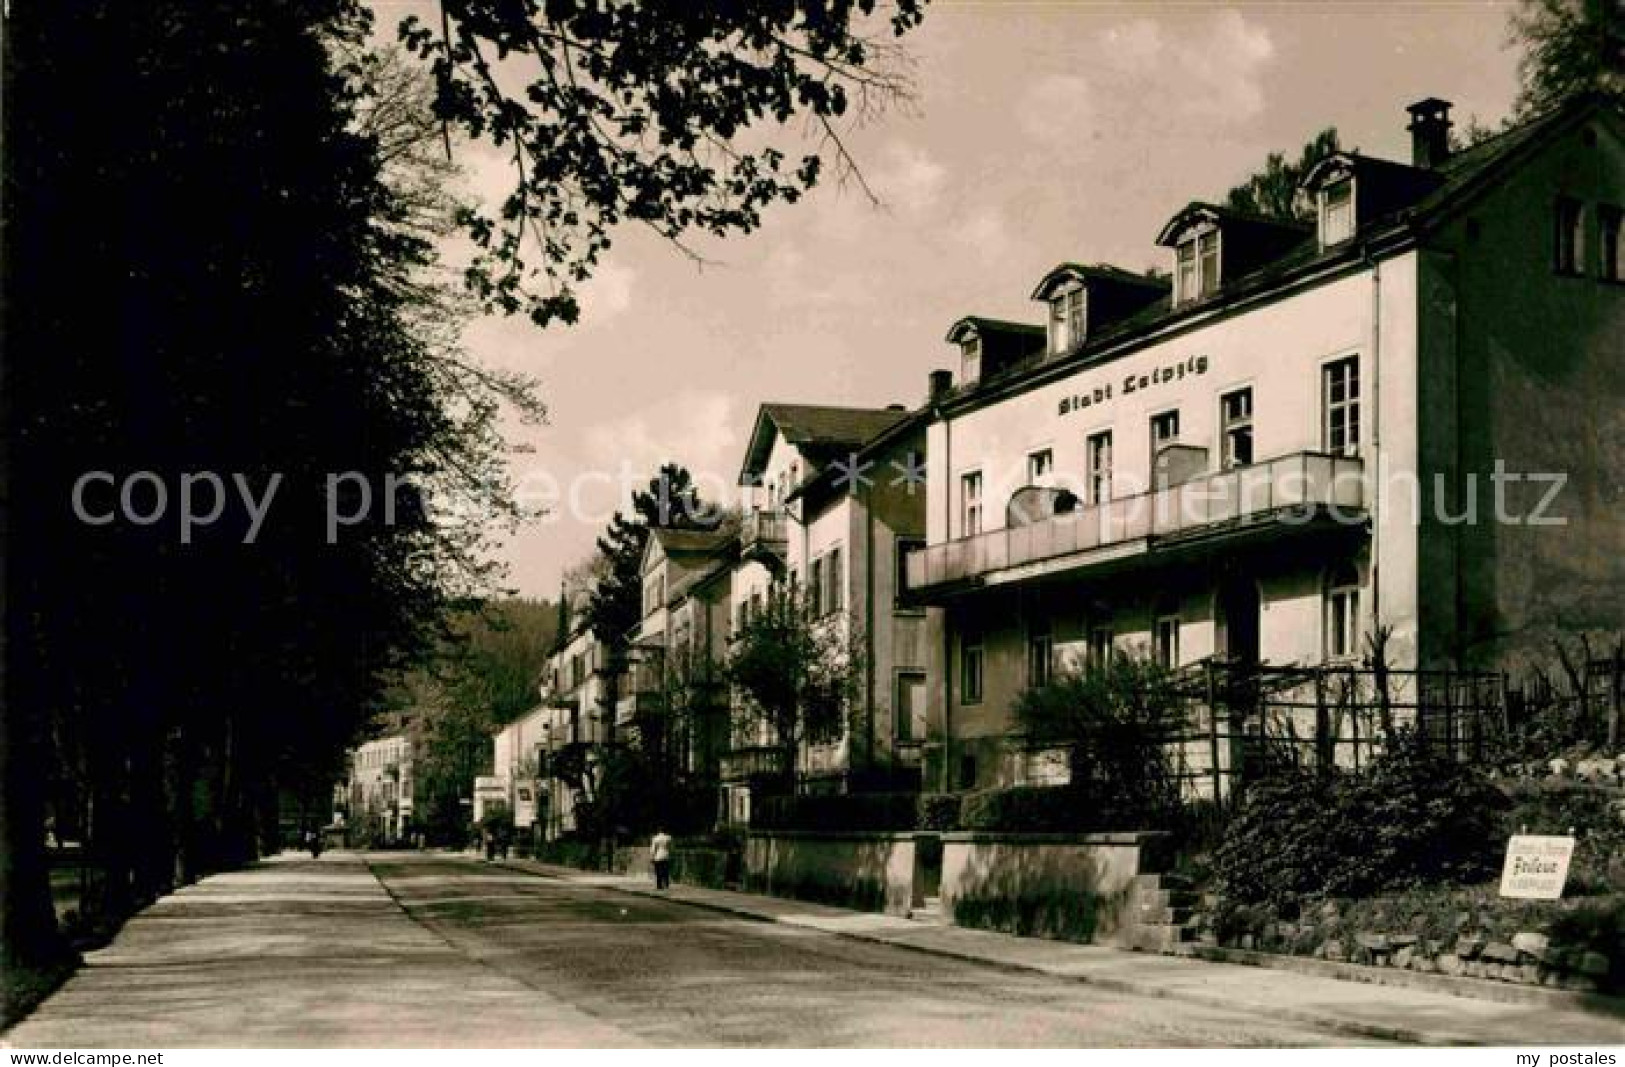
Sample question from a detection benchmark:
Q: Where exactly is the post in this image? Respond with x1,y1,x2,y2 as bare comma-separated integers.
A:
1313,668,1331,774
1207,662,1223,803
1610,643,1623,751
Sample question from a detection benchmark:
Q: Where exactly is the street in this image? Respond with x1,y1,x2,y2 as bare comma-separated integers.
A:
7,852,1386,1048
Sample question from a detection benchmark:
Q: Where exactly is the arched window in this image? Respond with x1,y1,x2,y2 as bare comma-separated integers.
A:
1325,563,1361,661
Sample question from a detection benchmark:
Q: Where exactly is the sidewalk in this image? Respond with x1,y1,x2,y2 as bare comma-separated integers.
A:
6,853,639,1048
505,858,1625,1047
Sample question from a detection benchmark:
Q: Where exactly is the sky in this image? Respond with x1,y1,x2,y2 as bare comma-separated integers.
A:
401,0,1525,600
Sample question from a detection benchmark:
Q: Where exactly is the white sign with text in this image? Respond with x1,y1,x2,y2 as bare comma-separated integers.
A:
1498,834,1575,899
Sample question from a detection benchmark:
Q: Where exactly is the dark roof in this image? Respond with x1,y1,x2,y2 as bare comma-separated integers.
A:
1155,201,1313,246
648,525,733,557
1031,262,1170,301
938,93,1621,417
945,316,1045,343
738,403,913,485
785,404,929,505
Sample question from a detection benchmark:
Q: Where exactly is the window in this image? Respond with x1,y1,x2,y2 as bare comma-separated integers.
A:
1087,625,1113,668
825,546,844,614
1220,388,1254,469
895,537,924,606
808,557,824,616
1027,448,1054,484
1150,410,1180,455
960,335,982,384
1323,357,1361,456
1321,178,1354,246
1048,285,1086,354
1600,205,1623,282
1177,229,1220,303
960,631,984,704
895,672,926,743
1027,621,1053,689
1154,613,1180,669
1555,197,1585,274
1325,564,1360,660
960,471,983,536
1086,430,1113,505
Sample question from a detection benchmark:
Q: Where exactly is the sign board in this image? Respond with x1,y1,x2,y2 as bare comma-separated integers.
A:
1498,834,1575,899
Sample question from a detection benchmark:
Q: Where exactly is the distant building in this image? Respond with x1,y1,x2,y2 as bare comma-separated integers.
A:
347,734,414,841
905,95,1625,791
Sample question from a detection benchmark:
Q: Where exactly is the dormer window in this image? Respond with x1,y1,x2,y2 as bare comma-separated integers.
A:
1175,229,1219,304
1321,178,1355,246
960,334,982,384
1048,285,1085,354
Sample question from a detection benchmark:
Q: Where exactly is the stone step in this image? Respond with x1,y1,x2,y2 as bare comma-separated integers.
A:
1135,887,1200,909
1132,872,1193,892
1122,923,1197,953
1138,904,1196,925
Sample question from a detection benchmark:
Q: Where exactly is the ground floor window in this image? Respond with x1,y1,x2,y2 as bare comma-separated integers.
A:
1325,564,1360,660
960,632,984,704
1087,624,1113,667
1154,613,1180,668
1027,624,1053,689
895,671,926,742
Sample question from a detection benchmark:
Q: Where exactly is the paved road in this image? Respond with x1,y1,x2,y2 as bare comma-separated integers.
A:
369,853,1375,1047
9,851,1385,1047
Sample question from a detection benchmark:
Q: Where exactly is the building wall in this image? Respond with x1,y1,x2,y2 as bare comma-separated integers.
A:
1418,113,1625,669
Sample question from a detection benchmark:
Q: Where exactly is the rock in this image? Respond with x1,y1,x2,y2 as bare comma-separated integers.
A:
1521,963,1543,984
1239,933,1255,950
1412,955,1437,974
1576,758,1616,783
1320,900,1341,920
1390,934,1420,948
1437,953,1463,976
1549,757,1573,778
1562,974,1600,994
1322,939,1345,962
1464,960,1487,978
1456,935,1487,960
1394,947,1415,969
1356,933,1391,951
1482,941,1520,964
1512,931,1550,959
1578,951,1611,978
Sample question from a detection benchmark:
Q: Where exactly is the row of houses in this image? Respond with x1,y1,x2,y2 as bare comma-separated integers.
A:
487,92,1623,838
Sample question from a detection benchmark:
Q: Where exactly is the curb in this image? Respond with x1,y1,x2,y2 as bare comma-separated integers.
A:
498,861,1475,1046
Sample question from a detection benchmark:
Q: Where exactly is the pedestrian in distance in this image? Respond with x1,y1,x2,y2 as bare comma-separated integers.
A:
650,828,673,890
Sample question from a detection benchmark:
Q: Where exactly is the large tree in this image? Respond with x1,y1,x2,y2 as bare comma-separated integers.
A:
1510,0,1625,117
1225,128,1342,221
401,0,927,325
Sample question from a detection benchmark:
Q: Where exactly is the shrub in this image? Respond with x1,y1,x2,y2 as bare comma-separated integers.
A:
1548,897,1625,991
917,793,961,830
959,786,1089,832
751,791,920,831
1213,735,1509,907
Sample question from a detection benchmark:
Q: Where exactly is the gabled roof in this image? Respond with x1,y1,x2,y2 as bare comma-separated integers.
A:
738,403,913,485
1155,201,1313,247
944,315,1045,344
785,404,929,506
1030,262,1170,301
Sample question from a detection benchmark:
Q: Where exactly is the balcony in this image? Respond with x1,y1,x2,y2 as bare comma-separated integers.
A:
905,451,1365,598
741,509,788,567
720,745,788,783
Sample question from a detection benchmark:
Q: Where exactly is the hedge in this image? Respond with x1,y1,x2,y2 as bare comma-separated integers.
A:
959,785,1092,832
751,791,921,831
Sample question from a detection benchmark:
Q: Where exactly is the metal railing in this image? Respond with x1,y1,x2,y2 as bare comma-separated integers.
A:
720,745,788,782
741,509,788,553
905,451,1365,592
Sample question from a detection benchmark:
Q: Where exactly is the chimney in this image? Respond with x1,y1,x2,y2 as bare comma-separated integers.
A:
1406,97,1453,169
928,368,954,402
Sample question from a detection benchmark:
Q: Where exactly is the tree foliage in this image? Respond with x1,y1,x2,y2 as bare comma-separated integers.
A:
725,582,863,791
1011,651,1190,824
399,0,927,324
1225,128,1341,221
1510,0,1625,118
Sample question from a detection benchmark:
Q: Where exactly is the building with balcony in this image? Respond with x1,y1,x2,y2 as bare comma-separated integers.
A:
346,734,414,843
907,93,1625,792
726,401,929,816
536,611,615,841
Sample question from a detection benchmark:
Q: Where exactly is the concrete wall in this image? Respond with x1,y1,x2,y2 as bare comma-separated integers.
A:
940,831,1168,944
744,830,918,915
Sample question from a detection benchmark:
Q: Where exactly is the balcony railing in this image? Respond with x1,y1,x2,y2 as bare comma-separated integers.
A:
905,451,1365,594
741,509,788,562
720,745,788,783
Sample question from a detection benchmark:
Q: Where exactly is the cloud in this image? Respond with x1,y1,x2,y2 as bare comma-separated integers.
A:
1179,10,1276,122
872,142,948,212
580,389,742,511
1017,75,1092,141
577,261,636,325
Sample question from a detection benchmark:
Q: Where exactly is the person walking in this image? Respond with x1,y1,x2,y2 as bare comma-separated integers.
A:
650,828,673,890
